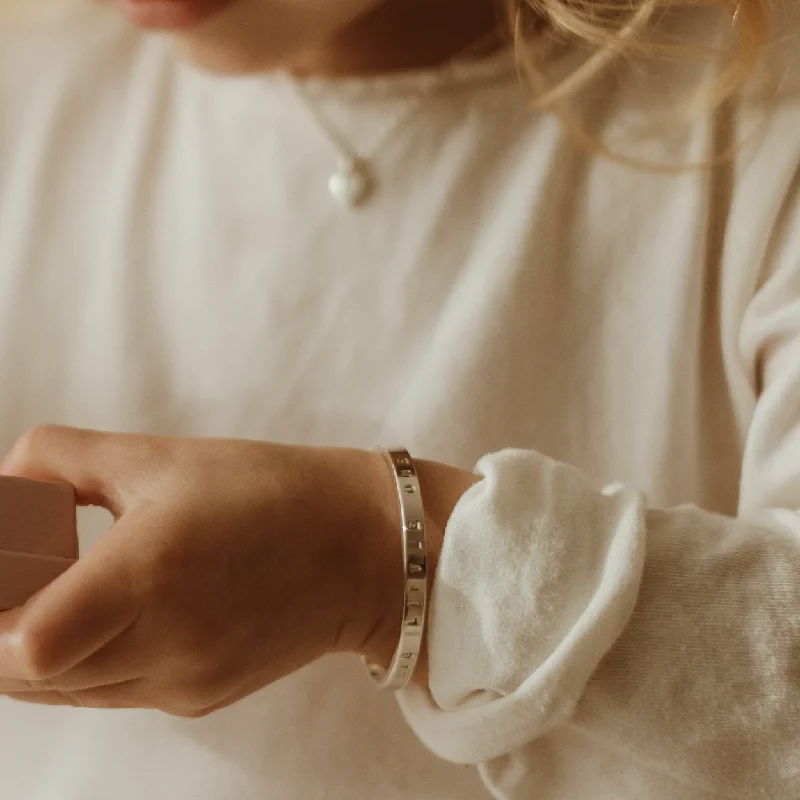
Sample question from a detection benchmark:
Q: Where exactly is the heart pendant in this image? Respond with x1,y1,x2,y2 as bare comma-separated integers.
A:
328,159,373,208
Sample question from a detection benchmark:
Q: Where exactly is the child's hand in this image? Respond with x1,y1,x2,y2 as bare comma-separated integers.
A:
0,426,405,716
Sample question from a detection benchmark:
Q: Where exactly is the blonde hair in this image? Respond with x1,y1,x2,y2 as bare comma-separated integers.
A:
508,0,774,165
512,0,771,107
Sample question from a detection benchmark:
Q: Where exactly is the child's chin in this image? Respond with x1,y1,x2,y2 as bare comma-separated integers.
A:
113,0,236,31
171,18,303,76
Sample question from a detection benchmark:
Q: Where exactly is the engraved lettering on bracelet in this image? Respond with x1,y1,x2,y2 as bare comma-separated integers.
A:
366,447,427,691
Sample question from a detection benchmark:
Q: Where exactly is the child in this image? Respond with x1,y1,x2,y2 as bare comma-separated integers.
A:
0,0,797,798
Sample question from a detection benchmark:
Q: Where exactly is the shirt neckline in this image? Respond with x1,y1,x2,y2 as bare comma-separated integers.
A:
177,42,520,101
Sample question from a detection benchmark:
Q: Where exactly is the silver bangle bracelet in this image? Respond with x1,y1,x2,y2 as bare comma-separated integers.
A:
362,447,428,691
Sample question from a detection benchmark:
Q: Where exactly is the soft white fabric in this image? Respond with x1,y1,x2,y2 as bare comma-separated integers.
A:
0,6,798,799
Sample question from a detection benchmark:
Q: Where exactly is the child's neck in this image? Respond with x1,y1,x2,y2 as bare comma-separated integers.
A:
290,0,505,77
179,0,505,77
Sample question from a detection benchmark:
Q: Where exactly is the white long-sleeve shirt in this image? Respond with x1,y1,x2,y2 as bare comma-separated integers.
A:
0,6,798,799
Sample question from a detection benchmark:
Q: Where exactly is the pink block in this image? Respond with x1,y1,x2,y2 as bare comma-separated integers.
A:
0,476,78,611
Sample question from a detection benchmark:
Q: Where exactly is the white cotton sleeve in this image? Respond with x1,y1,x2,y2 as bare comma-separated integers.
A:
399,450,800,799
400,449,647,763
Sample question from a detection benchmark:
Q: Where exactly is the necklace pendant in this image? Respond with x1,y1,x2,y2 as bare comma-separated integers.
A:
328,159,373,208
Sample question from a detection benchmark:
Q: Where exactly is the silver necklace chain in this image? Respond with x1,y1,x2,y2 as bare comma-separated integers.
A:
287,30,506,208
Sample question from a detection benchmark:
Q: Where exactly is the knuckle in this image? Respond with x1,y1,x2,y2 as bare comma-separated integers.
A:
13,627,58,681
159,671,226,718
12,425,59,463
